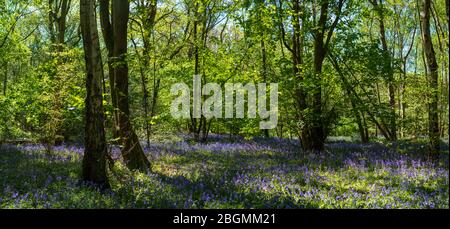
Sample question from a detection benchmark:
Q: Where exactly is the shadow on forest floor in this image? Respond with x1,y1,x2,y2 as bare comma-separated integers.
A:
0,137,448,209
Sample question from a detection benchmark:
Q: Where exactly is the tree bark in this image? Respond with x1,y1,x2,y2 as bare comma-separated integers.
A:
290,0,307,151
303,0,344,151
419,0,440,158
80,0,109,188
261,39,270,138
311,4,327,150
131,37,151,148
189,2,205,142
446,0,449,28
369,0,397,141
3,64,7,96
99,0,119,139
57,0,70,45
112,0,151,172
257,0,270,138
130,0,159,147
48,0,71,49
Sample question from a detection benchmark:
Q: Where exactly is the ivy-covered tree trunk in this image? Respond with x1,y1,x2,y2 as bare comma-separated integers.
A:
80,0,109,188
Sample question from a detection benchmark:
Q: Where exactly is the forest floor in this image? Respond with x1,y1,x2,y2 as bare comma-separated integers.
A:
0,135,448,209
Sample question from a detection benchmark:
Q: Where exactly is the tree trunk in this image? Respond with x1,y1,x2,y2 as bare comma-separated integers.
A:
131,37,151,148
190,2,205,142
99,0,120,139
112,0,151,172
261,39,270,138
57,0,70,46
141,58,151,148
447,0,449,26
3,64,7,96
446,0,449,29
48,0,70,50
370,0,397,141
303,0,344,151
420,0,440,159
130,0,158,147
258,0,269,138
328,51,393,141
290,0,307,152
80,0,109,188
311,36,326,151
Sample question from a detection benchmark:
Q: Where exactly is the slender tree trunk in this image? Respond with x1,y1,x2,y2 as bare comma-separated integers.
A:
112,0,151,172
420,0,440,158
3,64,7,96
131,37,151,148
57,0,70,46
258,0,270,138
399,62,406,138
190,2,204,142
370,0,397,141
308,0,343,151
139,61,150,147
99,0,120,139
48,0,70,50
328,51,392,141
261,39,270,138
48,0,56,43
131,1,158,147
80,0,109,188
290,0,307,151
446,0,449,28
149,76,160,128
362,113,369,141
142,66,151,148
312,37,326,150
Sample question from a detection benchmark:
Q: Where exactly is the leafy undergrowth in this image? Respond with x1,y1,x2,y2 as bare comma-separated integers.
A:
0,135,448,209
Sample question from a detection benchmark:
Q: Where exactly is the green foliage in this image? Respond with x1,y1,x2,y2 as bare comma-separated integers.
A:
0,0,448,147
2,47,85,143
